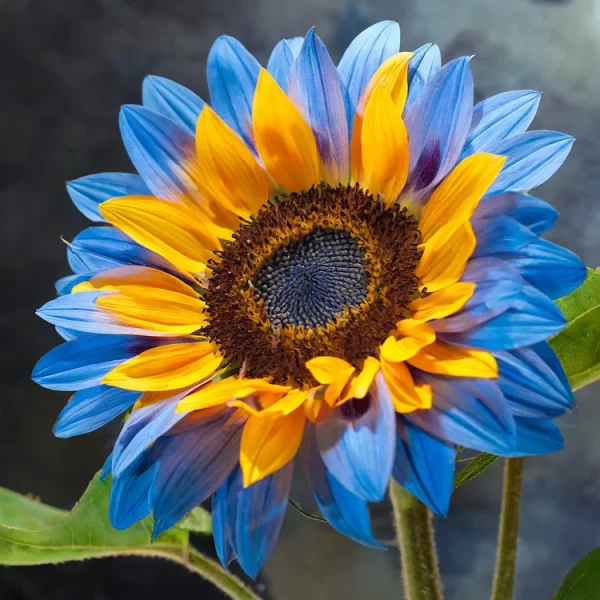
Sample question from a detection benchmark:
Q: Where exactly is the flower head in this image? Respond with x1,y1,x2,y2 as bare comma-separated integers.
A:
34,21,585,577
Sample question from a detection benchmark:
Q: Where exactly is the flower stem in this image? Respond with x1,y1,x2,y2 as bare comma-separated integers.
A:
491,458,524,600
390,480,444,600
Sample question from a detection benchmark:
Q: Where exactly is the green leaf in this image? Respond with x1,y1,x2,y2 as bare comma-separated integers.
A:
178,507,212,534
554,546,600,599
453,453,498,489
551,268,600,391
0,474,187,565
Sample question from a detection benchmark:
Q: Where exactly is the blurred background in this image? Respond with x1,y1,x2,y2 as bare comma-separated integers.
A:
1,0,599,598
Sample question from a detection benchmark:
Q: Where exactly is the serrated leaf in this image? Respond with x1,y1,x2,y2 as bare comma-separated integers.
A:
453,453,498,489
551,268,600,391
0,473,187,565
178,506,212,534
554,546,600,599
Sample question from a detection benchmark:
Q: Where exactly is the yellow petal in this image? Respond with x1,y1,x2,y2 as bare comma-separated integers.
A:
230,388,309,418
339,356,381,403
305,356,356,406
97,287,207,334
103,341,221,391
72,266,198,297
359,85,409,207
380,320,436,363
253,68,320,192
100,196,221,275
410,282,476,322
176,377,291,413
416,221,476,292
196,106,271,219
418,153,506,242
240,407,305,486
351,52,412,183
408,341,498,378
381,358,432,412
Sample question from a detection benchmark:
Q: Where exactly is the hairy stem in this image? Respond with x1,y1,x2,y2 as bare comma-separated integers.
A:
491,458,524,600
390,480,443,600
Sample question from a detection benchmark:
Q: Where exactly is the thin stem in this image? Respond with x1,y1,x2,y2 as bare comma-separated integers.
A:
491,458,524,600
390,480,443,600
166,547,263,600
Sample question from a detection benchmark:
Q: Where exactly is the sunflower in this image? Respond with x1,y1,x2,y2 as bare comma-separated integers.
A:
33,21,585,577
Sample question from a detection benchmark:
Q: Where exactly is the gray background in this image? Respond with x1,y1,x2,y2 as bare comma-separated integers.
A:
0,0,599,598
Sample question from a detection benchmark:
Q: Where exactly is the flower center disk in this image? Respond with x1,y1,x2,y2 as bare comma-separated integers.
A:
205,184,422,386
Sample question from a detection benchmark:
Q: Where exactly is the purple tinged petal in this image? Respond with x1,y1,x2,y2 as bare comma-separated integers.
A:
142,75,205,135
67,173,150,223
404,57,474,199
316,372,396,502
461,90,541,158
54,385,141,438
407,373,516,454
119,104,201,204
473,216,537,257
267,37,303,92
406,43,441,107
484,130,574,196
288,29,350,184
393,418,456,516
302,422,385,549
207,35,260,150
151,409,245,537
32,333,155,391
337,21,400,127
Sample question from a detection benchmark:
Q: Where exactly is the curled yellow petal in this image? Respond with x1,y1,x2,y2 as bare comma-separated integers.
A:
380,320,436,363
253,68,320,192
97,287,207,334
230,388,309,418
103,341,221,391
240,407,305,486
408,341,498,378
305,356,356,406
380,358,432,412
416,221,476,292
196,106,271,219
359,85,409,207
418,153,506,243
100,196,221,275
410,282,476,322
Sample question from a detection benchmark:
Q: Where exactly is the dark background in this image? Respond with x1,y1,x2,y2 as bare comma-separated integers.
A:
1,0,599,598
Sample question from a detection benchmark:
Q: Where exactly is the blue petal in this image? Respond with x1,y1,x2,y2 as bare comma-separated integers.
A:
503,417,564,457
288,29,349,183
436,283,566,350
393,418,456,516
234,463,293,578
66,226,180,278
119,104,202,204
485,131,574,196
212,471,237,567
407,373,516,454
112,395,189,476
110,452,159,530
461,90,541,158
206,36,260,150
494,346,574,419
403,57,474,199
301,423,385,549
500,238,587,300
150,409,245,537
316,372,395,502
67,173,150,222
142,75,205,135
337,21,400,130
473,216,536,257
100,452,113,481
55,327,79,341
474,193,558,235
32,334,154,391
267,38,303,92
406,43,441,107
54,385,141,438
55,273,92,296
533,341,573,401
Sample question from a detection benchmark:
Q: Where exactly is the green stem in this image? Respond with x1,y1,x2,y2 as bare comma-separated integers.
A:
491,458,524,600
167,546,262,600
390,480,444,600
